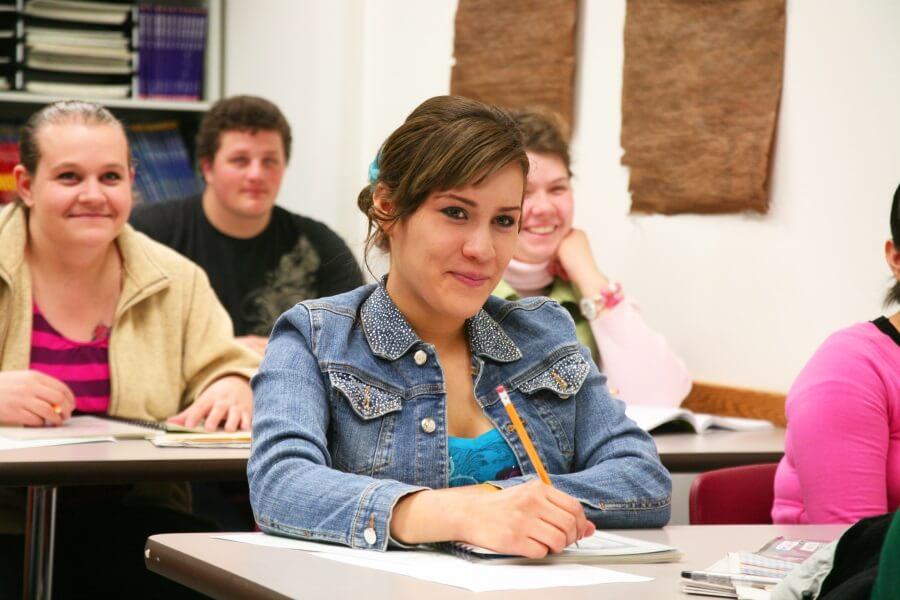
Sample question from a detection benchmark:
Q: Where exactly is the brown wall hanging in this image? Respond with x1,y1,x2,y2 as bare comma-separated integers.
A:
451,0,578,133
621,0,786,215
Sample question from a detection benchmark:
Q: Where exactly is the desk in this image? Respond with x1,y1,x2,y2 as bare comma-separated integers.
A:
654,428,785,473
146,524,846,600
0,440,247,600
3,429,786,598
0,428,787,484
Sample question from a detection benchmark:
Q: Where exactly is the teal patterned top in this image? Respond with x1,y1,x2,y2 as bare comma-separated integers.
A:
447,428,521,487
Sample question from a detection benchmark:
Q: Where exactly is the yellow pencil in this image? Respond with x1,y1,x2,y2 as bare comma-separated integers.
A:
496,384,580,548
496,384,550,484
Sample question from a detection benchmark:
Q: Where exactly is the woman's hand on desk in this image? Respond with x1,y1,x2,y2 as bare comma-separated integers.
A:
167,375,252,432
390,479,595,558
0,370,75,426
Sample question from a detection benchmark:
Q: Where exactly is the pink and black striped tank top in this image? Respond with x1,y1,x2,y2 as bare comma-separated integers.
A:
29,303,111,413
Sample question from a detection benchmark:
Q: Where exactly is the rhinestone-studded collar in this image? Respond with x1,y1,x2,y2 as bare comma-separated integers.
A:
360,279,522,363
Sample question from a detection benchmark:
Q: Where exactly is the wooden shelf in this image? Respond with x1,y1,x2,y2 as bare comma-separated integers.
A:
0,90,211,112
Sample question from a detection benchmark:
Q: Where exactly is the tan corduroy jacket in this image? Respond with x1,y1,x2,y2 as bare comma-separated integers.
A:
0,200,260,531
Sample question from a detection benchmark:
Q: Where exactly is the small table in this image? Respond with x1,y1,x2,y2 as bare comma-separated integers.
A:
146,524,846,599
0,439,248,600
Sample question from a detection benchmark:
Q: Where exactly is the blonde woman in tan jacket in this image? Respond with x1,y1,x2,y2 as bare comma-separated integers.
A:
0,101,259,599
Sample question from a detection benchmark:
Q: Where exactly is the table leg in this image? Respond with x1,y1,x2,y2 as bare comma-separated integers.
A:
22,485,57,600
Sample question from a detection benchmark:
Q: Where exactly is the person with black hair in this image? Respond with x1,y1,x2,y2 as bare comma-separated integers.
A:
772,183,900,524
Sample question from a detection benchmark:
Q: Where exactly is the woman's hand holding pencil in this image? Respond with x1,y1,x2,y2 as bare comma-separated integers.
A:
388,385,594,557
0,370,74,427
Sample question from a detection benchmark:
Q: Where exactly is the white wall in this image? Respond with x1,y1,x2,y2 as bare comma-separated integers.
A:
226,0,900,391
223,0,365,249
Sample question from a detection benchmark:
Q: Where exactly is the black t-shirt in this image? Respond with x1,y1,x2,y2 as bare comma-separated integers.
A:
873,315,900,347
130,196,364,337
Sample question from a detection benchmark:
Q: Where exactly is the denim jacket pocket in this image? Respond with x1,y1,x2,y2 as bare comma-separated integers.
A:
327,370,403,476
512,351,591,461
517,352,591,399
329,371,403,420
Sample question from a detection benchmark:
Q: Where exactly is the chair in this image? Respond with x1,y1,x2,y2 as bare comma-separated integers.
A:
689,463,779,525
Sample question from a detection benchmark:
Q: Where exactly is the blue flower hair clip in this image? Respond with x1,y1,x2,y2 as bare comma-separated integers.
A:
367,154,380,185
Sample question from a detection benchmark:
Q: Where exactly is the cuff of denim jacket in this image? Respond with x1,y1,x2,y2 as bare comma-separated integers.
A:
485,475,602,509
353,480,428,551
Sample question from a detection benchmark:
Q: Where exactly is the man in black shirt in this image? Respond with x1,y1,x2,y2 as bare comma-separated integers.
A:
131,96,363,354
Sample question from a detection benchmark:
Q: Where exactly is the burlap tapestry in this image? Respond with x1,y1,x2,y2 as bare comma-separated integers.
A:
621,0,785,214
451,0,578,133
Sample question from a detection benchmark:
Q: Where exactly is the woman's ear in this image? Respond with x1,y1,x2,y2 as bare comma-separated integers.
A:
372,183,396,233
886,239,900,280
13,165,34,207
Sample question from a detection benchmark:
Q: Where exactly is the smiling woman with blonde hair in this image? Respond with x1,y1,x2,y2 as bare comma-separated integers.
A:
249,96,671,558
0,100,258,598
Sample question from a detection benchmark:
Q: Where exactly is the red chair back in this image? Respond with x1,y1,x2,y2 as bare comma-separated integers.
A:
689,463,779,525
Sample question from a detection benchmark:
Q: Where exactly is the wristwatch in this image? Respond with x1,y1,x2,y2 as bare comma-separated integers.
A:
579,296,602,321
578,283,623,321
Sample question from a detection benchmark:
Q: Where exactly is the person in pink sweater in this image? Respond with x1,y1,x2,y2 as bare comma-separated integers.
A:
494,110,691,408
772,185,900,524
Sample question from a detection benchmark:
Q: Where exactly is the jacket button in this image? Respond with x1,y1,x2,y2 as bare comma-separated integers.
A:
413,350,427,365
420,418,436,433
364,527,377,545
504,422,515,434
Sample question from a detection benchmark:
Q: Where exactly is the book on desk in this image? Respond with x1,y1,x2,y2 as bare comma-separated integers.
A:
437,530,682,565
0,415,250,447
625,405,776,434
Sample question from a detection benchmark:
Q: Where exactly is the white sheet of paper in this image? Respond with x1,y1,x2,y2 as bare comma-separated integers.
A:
215,533,650,592
0,436,114,451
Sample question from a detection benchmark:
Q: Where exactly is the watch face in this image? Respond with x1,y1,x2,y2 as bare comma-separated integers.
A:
579,298,596,320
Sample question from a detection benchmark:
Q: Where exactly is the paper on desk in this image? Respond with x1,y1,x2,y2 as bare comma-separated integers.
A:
215,533,650,592
0,436,114,451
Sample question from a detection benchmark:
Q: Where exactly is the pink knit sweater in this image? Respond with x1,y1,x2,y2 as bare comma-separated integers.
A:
772,319,900,524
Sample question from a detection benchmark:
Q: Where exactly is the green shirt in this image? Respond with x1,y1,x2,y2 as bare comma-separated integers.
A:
493,278,600,362
871,511,900,600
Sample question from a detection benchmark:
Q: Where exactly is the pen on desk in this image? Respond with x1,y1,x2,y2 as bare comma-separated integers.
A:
496,385,580,548
681,570,782,586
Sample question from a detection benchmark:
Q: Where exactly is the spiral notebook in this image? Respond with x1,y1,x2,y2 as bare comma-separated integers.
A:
0,414,207,440
437,531,681,565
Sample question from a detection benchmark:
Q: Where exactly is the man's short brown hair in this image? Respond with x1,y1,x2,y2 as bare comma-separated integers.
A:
510,108,572,176
196,95,292,164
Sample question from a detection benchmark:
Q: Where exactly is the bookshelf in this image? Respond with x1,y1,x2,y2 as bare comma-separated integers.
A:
0,0,224,204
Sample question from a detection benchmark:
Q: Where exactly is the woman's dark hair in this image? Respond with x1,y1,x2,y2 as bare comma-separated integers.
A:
196,95,292,164
510,108,572,177
357,95,529,267
19,100,128,174
888,182,900,306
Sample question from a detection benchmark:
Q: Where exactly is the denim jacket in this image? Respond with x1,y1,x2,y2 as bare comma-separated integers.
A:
248,282,671,551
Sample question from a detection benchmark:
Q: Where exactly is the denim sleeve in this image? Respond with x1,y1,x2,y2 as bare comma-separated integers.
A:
489,347,672,528
248,305,426,551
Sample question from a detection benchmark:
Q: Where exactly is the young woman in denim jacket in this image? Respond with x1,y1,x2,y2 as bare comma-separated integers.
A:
249,96,671,558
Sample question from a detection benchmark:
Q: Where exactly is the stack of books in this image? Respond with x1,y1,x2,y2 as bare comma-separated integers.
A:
21,0,134,99
0,123,18,205
0,1,14,91
128,120,201,204
137,3,206,101
681,536,829,598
